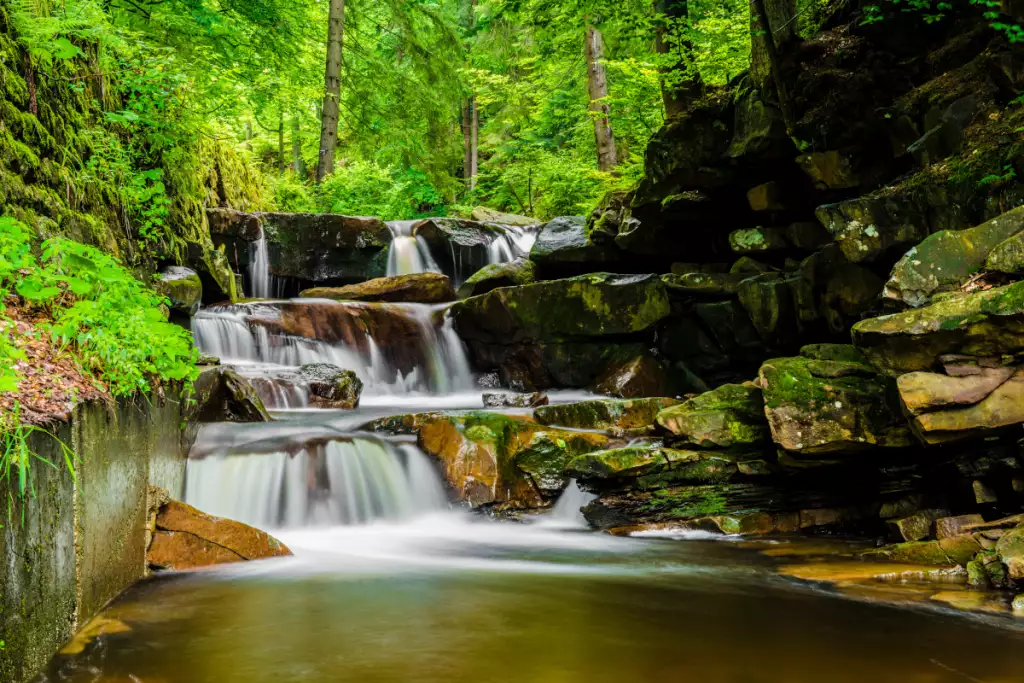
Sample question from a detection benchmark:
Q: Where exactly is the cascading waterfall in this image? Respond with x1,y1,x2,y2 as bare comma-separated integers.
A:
386,220,441,277
249,234,272,299
185,438,448,529
543,479,597,528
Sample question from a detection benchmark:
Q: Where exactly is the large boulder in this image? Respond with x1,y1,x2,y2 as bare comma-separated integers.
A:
852,281,1024,375
154,266,203,317
899,367,1024,444
190,367,272,422
996,524,1024,580
656,383,769,449
413,218,513,282
590,354,681,398
147,497,291,572
261,212,392,284
456,258,536,298
534,397,681,432
529,216,621,274
300,272,455,304
883,205,1024,307
757,345,912,454
300,363,363,409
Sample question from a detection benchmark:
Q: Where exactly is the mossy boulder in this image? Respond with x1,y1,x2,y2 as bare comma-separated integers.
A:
728,227,788,255
796,151,860,190
905,370,1024,444
154,266,202,316
456,258,536,298
529,216,621,271
261,212,392,284
300,272,455,304
513,430,611,497
883,205,1024,307
450,272,671,343
852,280,1024,375
737,272,816,348
565,446,670,481
300,363,363,409
996,524,1024,580
534,397,681,432
758,347,912,454
656,383,769,449
414,217,507,249
190,367,272,423
661,272,742,298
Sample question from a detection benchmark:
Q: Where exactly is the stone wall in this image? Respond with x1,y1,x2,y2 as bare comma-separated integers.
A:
0,389,195,683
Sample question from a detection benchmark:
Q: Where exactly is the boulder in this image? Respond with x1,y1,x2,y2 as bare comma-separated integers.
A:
852,281,1024,375
656,383,769,449
726,86,794,161
996,524,1024,579
815,196,928,264
908,370,1024,444
482,391,549,408
154,266,203,317
300,363,363,409
897,367,1015,415
935,514,986,540
757,346,912,454
746,182,786,212
590,354,680,399
737,272,816,349
414,217,506,250
796,151,860,190
529,216,621,272
190,367,272,422
207,207,263,241
729,227,788,255
534,397,681,432
883,205,1024,307
886,509,949,542
300,272,455,304
986,230,1024,275
470,207,541,226
456,258,536,298
260,212,392,284
147,499,291,571
587,190,637,244
661,272,743,298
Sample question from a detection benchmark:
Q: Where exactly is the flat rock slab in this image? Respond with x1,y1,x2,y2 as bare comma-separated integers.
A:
301,272,455,304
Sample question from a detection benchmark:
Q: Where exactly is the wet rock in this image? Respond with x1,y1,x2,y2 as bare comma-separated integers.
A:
729,227,788,254
261,212,392,284
154,266,202,316
514,430,612,497
661,272,742,298
565,446,670,481
147,499,291,571
534,397,681,432
887,509,949,542
897,367,1015,415
300,272,455,304
905,370,1024,444
796,151,860,190
482,391,549,408
470,207,541,226
300,363,362,409
529,216,621,273
883,205,1024,307
190,367,272,423
758,347,912,454
935,515,985,540
656,383,769,449
207,207,263,241
457,258,536,298
815,196,928,264
996,525,1024,579
852,281,1024,375
861,540,956,566
590,354,680,399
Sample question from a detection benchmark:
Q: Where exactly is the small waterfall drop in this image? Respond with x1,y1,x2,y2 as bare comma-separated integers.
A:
386,220,441,277
542,479,597,528
185,438,448,529
249,234,272,299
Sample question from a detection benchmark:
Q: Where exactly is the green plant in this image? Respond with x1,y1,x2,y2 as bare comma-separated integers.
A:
1,403,77,523
978,164,1018,187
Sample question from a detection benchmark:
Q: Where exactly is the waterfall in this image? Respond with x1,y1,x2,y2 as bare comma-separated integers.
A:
192,300,474,395
542,479,597,528
386,220,441,277
249,234,272,299
184,438,449,529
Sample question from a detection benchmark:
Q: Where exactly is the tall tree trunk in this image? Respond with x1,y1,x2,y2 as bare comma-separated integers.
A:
654,0,702,118
278,111,285,174
461,0,479,191
471,97,479,190
751,0,796,135
292,112,305,178
751,0,795,89
317,0,346,183
585,24,617,172
462,99,473,184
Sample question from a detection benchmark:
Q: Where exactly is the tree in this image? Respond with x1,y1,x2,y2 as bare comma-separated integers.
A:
317,0,346,182
654,0,702,118
585,22,618,171
750,0,795,133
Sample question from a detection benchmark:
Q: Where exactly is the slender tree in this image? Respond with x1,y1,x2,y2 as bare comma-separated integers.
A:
317,0,346,182
751,0,795,134
292,112,306,178
654,0,702,118
585,22,618,172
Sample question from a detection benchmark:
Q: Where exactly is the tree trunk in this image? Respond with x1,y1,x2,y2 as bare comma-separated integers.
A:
278,111,286,174
462,98,473,185
751,0,795,89
654,0,702,118
470,97,479,190
292,113,305,178
316,0,346,183
461,0,479,191
585,24,617,172
751,0,796,135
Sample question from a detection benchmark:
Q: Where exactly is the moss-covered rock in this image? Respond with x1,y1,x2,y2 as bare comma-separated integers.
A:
565,446,669,480
261,212,392,284
300,272,455,304
996,524,1024,580
154,266,202,316
529,216,621,270
758,349,912,454
897,367,1014,415
883,205,1024,307
656,383,768,449
456,258,536,298
190,367,272,423
661,272,742,298
729,227,788,255
852,280,1024,375
796,150,860,190
300,363,363,409
514,430,611,497
534,397,681,432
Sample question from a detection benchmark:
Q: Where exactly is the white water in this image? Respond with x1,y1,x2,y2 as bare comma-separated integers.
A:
541,479,598,529
249,234,272,299
386,220,442,277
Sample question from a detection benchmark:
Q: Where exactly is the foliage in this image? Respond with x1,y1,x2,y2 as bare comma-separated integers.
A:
1,402,77,518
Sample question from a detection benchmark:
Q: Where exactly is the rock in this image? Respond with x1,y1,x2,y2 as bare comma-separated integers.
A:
590,354,679,399
796,151,860,190
887,509,949,542
300,272,455,304
897,367,1015,414
656,383,769,449
661,272,742,297
154,266,202,316
470,207,541,226
1013,594,1024,614
147,499,291,571
727,86,794,161
529,216,621,272
190,367,272,423
935,515,985,540
731,256,773,274
784,222,833,251
534,397,681,432
746,182,785,212
587,190,637,244
451,272,671,343
986,230,1024,275
737,272,816,348
852,281,1024,375
207,207,263,241
883,205,1024,307
300,363,362,409
729,227,788,254
906,370,1024,443
973,479,998,504
758,348,912,454
860,540,956,566
260,212,392,284
815,196,928,264
515,430,613,497
996,525,1024,579
482,392,549,408
456,258,536,298
906,95,978,167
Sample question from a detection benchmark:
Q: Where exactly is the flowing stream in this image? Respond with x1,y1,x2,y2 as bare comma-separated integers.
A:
37,277,1024,683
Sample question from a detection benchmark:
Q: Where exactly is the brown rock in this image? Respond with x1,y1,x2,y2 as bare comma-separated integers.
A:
972,480,998,505
911,371,1024,443
886,509,949,542
746,182,785,211
897,367,1014,415
796,151,860,190
591,355,677,399
300,272,455,304
935,514,985,540
147,500,292,571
